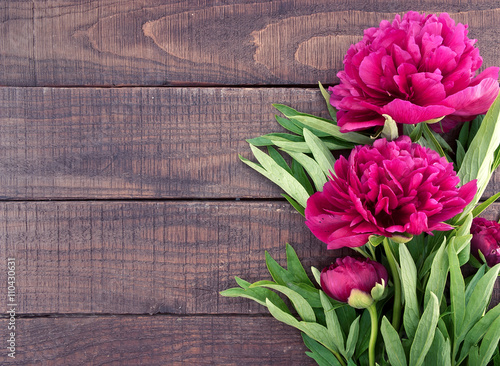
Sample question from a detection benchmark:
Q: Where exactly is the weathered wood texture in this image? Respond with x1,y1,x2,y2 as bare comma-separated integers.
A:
0,201,339,315
0,316,314,365
1,1,499,86
0,87,330,199
1,86,499,200
0,201,499,317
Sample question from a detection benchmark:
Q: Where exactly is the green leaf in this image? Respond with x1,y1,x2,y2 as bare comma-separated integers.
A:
244,144,310,207
458,302,500,364
267,146,291,173
275,114,304,135
409,123,423,142
472,191,500,217
272,139,348,153
220,278,290,314
468,115,484,149
459,263,500,342
456,139,466,171
354,309,371,359
311,266,321,287
448,239,465,342
320,291,346,355
345,316,360,360
424,328,451,366
368,235,385,247
319,82,338,121
274,104,331,137
303,128,337,176
424,240,449,308
464,265,486,306
257,283,316,322
285,150,328,191
409,292,440,366
282,194,305,216
458,121,471,148
292,114,373,145
291,159,315,196
422,123,447,158
458,95,500,219
475,314,500,366
399,244,420,340
286,243,316,288
381,316,407,366
303,333,342,366
246,133,304,146
492,144,500,172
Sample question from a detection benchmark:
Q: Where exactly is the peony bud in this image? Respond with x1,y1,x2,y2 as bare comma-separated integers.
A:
471,217,500,267
320,256,388,309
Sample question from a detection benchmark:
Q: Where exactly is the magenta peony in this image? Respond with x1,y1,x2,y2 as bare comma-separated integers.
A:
321,256,388,309
330,11,499,133
305,136,477,249
470,217,500,267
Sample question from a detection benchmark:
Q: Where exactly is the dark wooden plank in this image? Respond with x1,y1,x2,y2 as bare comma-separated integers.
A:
0,315,314,365
0,201,338,315
0,87,330,200
1,86,499,200
1,201,499,316
1,1,500,86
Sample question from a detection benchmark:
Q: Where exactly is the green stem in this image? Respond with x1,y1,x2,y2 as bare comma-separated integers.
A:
383,238,402,331
367,303,378,366
331,350,347,366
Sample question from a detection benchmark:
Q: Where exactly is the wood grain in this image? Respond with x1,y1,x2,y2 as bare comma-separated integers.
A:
0,87,329,199
0,200,499,317
0,201,339,315
1,1,499,86
1,86,499,200
0,315,314,365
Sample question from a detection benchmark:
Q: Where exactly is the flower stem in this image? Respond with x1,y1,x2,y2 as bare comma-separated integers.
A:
367,303,378,366
383,238,402,331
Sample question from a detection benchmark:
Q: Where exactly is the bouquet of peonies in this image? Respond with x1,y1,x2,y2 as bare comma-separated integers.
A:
221,12,500,366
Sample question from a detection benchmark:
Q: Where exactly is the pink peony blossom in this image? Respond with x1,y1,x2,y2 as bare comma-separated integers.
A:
305,136,477,249
321,256,388,309
470,217,500,267
330,11,499,133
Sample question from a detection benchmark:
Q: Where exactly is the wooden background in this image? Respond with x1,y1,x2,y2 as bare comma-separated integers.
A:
1,1,500,365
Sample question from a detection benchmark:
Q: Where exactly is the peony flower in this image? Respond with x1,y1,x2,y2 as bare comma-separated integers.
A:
470,217,500,267
321,256,388,309
305,136,477,249
330,11,499,133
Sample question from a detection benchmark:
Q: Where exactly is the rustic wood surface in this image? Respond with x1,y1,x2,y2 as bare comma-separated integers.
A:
1,1,500,365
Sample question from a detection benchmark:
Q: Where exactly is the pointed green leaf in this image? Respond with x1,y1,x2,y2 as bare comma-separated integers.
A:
246,132,304,146
458,302,500,364
246,144,310,207
422,123,447,158
424,241,449,308
311,266,321,287
459,263,500,342
257,283,316,322
291,159,315,196
448,239,465,341
345,316,360,359
285,150,328,191
399,244,420,340
381,316,407,366
465,265,486,306
424,328,451,366
303,333,342,366
274,104,331,137
268,146,291,173
320,291,346,355
410,292,440,366
409,123,423,142
303,128,336,176
275,114,304,135
286,243,315,287
472,191,500,218
458,95,500,219
475,314,500,365
292,115,373,145
456,139,466,170
282,194,305,216
319,82,338,121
